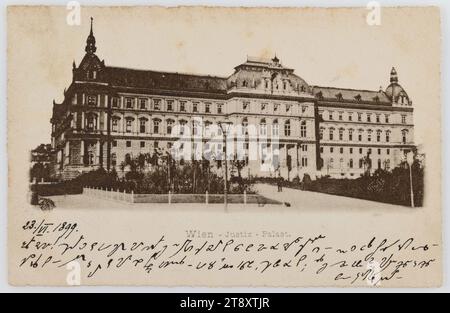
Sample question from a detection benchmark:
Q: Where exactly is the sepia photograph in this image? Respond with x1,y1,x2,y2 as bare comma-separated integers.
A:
6,4,444,291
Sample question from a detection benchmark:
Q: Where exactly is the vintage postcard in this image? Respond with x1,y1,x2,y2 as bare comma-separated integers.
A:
7,5,442,287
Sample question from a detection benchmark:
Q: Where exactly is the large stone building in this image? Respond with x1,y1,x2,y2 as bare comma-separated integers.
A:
51,20,415,181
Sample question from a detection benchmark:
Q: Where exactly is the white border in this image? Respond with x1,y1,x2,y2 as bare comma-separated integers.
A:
0,0,448,293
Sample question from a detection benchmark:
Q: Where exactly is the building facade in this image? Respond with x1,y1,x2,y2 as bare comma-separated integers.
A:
51,20,415,181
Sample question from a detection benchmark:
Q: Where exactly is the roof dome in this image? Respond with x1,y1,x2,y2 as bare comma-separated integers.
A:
227,56,310,94
385,67,410,104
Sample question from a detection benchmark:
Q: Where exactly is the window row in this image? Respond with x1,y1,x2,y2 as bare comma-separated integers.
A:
98,96,225,114
320,146,391,156
319,127,409,143
320,111,408,124
325,157,392,171
241,101,308,115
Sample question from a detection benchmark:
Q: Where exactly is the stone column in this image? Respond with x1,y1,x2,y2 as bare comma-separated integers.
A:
80,140,85,165
65,141,70,165
81,111,85,129
96,140,101,165
104,113,108,131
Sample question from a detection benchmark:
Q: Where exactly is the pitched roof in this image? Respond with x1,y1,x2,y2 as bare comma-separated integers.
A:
104,66,228,95
312,86,391,104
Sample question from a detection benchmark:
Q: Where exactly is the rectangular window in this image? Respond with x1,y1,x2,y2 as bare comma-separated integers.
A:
126,119,133,133
140,141,145,148
330,147,334,153
140,119,146,133
378,148,381,155
140,99,147,110
217,104,223,114
348,113,353,122
113,140,117,147
387,149,390,155
126,98,134,109
112,119,119,132
154,141,159,149
205,103,211,113
329,112,334,120
111,97,119,108
385,114,390,123
376,115,380,123
320,147,324,153
340,147,344,154
367,114,371,123
180,101,186,112
87,95,97,106
126,141,131,148
167,100,174,111
153,120,160,134
193,102,199,113
350,148,353,154
302,157,308,167
358,113,362,122
359,148,363,154
339,112,343,121
401,115,407,124
153,99,161,111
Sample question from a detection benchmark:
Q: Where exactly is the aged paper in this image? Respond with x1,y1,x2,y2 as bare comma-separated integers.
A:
8,6,442,287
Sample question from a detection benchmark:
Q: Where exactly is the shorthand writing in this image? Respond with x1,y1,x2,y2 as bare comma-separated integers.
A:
18,219,439,286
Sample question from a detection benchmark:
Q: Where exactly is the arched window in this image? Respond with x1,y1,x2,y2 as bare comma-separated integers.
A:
153,119,161,134
284,120,291,137
273,119,279,136
204,121,212,136
300,121,307,138
260,119,267,136
329,128,335,141
349,159,354,169
166,119,174,135
179,120,188,136
367,129,373,142
86,114,96,131
386,130,391,142
112,117,120,132
329,158,334,169
139,118,147,134
125,118,133,133
402,130,408,144
339,128,344,141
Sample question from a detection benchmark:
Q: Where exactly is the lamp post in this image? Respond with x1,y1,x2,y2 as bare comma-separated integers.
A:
219,116,232,212
406,151,415,208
